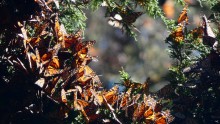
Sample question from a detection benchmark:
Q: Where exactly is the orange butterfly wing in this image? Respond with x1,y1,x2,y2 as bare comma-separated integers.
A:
77,66,94,85
44,57,62,77
177,5,188,24
155,116,167,124
190,27,204,39
26,37,41,47
132,103,146,121
171,24,184,42
63,30,82,48
120,88,132,109
104,85,119,105
63,35,77,48
144,106,154,118
41,52,53,62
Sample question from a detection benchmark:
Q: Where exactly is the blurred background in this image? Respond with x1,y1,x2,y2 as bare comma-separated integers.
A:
84,0,212,91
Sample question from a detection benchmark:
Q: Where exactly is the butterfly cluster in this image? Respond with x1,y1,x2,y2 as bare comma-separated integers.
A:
164,4,220,123
6,0,175,123
167,4,219,46
181,15,220,88
166,4,220,79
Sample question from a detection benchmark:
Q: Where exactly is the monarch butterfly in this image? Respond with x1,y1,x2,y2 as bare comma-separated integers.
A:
41,52,53,62
91,74,102,87
127,81,143,89
75,41,95,66
49,57,60,68
44,57,62,77
80,86,93,101
41,43,61,62
107,7,143,29
103,85,119,106
77,47,88,60
77,65,96,85
132,102,146,121
25,37,41,47
122,11,143,25
63,30,82,48
73,90,89,109
145,113,156,122
189,26,203,39
144,106,153,118
122,78,150,94
170,23,185,42
76,40,95,52
177,5,188,24
143,94,157,109
119,88,132,109
63,35,77,48
119,88,132,117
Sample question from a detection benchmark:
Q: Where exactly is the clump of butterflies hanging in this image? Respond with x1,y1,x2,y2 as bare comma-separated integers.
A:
166,5,219,53
165,4,220,91
8,0,175,123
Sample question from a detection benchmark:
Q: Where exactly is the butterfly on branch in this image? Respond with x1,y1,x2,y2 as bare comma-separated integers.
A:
166,5,189,43
119,88,132,109
177,5,188,24
189,26,203,39
107,7,143,29
168,23,185,43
